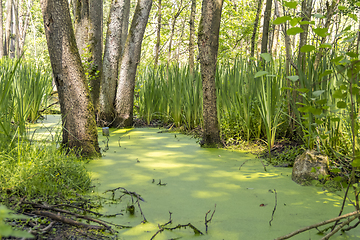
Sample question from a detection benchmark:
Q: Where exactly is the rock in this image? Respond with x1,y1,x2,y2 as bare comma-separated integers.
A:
292,150,329,185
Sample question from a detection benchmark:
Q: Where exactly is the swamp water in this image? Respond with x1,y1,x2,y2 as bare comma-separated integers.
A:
32,116,360,240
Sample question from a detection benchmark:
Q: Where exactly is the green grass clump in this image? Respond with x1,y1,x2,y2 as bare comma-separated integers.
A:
0,141,91,203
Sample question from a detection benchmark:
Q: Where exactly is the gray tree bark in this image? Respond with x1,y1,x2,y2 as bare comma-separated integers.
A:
41,0,100,157
4,0,11,57
261,0,272,54
250,0,262,57
18,0,32,57
198,0,223,148
189,0,196,74
154,0,161,67
0,0,3,58
113,0,152,127
73,0,103,111
98,0,130,126
298,0,313,69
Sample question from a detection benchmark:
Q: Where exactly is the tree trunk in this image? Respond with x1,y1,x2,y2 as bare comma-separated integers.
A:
250,0,263,58
189,0,196,75
0,0,3,58
98,0,130,126
113,0,152,128
4,0,11,56
261,0,272,54
198,0,223,148
73,0,103,111
18,0,33,57
154,0,161,67
167,0,183,64
298,0,313,70
88,0,103,113
41,0,100,157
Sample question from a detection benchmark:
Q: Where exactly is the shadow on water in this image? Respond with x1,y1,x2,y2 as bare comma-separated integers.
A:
89,128,360,240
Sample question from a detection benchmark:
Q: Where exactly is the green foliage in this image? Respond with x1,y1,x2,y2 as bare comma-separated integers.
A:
0,140,91,202
0,205,34,239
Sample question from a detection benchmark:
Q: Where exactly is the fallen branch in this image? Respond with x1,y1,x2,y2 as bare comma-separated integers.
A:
275,211,360,240
150,212,173,240
269,189,277,226
166,223,204,235
321,215,358,240
32,210,106,230
205,204,216,233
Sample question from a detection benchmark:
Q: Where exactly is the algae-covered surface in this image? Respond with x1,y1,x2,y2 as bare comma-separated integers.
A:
31,116,360,239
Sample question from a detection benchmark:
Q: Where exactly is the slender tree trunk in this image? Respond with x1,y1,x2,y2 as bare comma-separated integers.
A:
167,0,183,64
73,0,89,56
98,0,130,126
9,0,16,58
18,0,32,57
0,0,3,58
154,0,161,67
4,0,11,56
41,0,100,157
261,0,272,54
189,0,196,75
198,0,223,148
113,0,152,127
298,0,313,70
313,0,339,70
250,0,263,58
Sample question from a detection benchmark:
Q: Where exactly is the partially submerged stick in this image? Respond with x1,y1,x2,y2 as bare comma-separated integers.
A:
275,211,360,240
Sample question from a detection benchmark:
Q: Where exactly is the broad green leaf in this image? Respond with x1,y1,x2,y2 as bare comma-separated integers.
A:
300,45,315,52
333,176,343,182
254,70,268,78
314,13,325,19
346,52,359,58
312,90,325,97
330,168,341,173
309,107,322,115
332,90,345,98
290,17,302,27
356,2,360,7
331,56,344,64
330,117,340,122
339,84,348,91
338,6,347,11
352,156,360,167
337,101,347,108
286,75,299,82
284,1,298,9
349,14,358,22
310,167,316,173
313,27,329,38
296,88,309,93
274,16,292,24
298,106,310,112
281,87,293,91
319,69,333,78
300,21,312,25
316,99,327,105
287,27,304,35
260,53,272,62
319,43,332,48
320,134,327,139
315,119,324,125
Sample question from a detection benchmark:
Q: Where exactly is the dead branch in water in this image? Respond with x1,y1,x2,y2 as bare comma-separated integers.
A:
205,204,216,233
269,189,277,226
275,211,360,240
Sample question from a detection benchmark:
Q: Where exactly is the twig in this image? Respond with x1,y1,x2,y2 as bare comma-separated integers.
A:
150,211,173,240
239,160,250,170
321,215,358,240
32,210,106,230
205,204,216,233
275,211,360,240
166,223,204,235
269,189,277,226
136,195,147,223
331,181,351,231
52,203,122,217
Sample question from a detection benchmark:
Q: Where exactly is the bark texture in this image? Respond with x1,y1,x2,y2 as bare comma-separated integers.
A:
0,0,3,57
73,0,103,111
154,0,161,67
250,0,262,57
261,0,272,54
99,0,130,126
41,0,100,157
113,0,152,128
198,0,223,148
4,0,11,56
298,0,313,69
189,0,196,74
